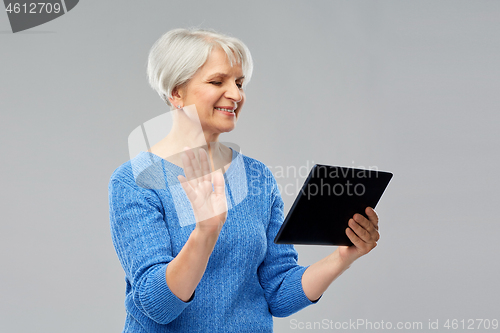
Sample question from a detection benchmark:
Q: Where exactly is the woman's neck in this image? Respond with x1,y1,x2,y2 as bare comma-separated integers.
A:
148,107,232,172
149,132,230,173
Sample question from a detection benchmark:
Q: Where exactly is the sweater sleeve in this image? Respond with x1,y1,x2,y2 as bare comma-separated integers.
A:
108,176,194,325
257,176,321,317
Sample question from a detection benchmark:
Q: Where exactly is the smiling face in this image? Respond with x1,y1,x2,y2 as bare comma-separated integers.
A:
171,46,246,136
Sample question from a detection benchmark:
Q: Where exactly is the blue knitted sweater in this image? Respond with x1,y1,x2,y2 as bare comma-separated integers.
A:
108,147,319,332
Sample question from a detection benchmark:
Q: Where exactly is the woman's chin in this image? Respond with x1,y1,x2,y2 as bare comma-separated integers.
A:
222,125,236,133
217,120,237,133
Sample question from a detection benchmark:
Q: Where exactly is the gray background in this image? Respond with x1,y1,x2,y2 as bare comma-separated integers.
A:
1,1,499,332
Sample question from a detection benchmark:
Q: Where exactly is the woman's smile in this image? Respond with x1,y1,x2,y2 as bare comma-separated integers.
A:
215,106,236,116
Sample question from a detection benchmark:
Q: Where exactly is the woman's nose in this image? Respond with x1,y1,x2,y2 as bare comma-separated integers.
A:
225,82,242,102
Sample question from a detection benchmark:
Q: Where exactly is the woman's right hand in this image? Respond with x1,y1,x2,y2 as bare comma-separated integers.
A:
177,147,228,234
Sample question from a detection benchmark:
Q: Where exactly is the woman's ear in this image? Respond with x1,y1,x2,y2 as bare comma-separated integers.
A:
169,87,183,108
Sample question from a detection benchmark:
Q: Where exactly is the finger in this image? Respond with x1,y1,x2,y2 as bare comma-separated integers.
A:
365,207,379,229
212,169,225,196
183,147,203,182
180,147,194,178
177,175,197,202
351,215,380,242
348,218,370,243
189,148,203,182
181,147,200,187
212,170,228,216
346,226,378,254
353,213,376,233
198,148,212,183
346,227,365,249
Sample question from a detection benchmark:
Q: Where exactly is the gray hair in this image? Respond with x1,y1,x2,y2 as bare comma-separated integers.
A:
147,28,253,108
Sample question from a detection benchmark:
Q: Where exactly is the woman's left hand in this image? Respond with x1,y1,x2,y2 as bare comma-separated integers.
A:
337,207,380,265
302,207,380,301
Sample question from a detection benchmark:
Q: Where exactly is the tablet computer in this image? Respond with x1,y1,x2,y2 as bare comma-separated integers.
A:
274,164,393,246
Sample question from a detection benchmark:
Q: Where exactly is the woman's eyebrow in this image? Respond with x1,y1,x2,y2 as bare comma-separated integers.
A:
207,73,245,80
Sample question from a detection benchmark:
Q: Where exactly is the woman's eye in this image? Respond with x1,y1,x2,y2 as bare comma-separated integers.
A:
210,81,222,86
236,82,243,89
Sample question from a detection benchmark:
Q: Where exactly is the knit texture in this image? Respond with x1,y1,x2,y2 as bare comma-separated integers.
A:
108,147,320,332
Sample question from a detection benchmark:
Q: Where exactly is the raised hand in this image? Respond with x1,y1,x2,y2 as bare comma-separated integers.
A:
177,147,228,234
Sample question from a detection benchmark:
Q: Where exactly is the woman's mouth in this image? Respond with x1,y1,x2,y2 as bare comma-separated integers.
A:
214,107,236,116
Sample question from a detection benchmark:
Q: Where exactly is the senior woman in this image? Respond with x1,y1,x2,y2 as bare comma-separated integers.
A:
108,28,380,332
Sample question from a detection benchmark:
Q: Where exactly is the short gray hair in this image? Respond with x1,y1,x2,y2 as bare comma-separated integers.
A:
147,28,253,107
